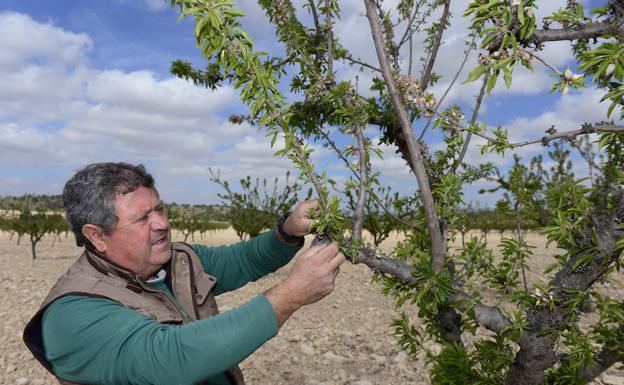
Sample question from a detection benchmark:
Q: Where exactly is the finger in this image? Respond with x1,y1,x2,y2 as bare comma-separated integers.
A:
328,252,346,270
299,242,337,260
300,200,318,216
312,242,341,263
304,199,319,211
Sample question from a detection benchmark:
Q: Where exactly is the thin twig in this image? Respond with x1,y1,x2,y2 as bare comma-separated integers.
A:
519,47,561,74
344,54,381,72
418,35,475,140
419,0,451,91
353,125,369,241
452,72,489,172
307,0,321,35
397,0,427,48
315,126,414,229
291,139,328,210
324,0,334,76
473,124,624,148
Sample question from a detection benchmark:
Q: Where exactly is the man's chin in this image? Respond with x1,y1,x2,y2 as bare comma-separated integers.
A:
151,244,172,263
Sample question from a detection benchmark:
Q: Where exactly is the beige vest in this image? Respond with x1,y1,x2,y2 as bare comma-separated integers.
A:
23,243,244,385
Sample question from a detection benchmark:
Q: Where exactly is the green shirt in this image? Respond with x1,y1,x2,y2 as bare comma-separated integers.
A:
42,231,301,385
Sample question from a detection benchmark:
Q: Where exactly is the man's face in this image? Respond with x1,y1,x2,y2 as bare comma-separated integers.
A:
102,186,171,279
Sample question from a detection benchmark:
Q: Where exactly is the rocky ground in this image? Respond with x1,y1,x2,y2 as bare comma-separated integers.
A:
0,229,622,385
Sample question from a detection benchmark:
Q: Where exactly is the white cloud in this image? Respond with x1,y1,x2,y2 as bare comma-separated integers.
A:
369,138,414,190
144,0,169,11
0,11,300,199
0,11,92,71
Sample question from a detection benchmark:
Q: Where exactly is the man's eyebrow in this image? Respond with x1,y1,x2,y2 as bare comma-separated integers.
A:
132,200,165,219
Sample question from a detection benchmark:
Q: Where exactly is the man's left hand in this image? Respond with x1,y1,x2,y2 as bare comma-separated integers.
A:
283,200,318,237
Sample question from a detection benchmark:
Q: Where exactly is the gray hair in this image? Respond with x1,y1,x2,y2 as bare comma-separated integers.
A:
63,162,156,247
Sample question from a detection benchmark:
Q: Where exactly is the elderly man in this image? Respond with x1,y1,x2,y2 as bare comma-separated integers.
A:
24,162,345,385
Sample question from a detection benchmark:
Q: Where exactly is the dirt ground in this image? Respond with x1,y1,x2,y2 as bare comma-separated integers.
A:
0,229,622,385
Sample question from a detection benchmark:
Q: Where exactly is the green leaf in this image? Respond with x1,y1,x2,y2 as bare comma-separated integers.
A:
464,65,487,84
503,68,513,89
487,73,498,93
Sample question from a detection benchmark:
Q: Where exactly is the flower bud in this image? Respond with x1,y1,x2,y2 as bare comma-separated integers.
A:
563,68,574,81
571,74,582,81
562,85,569,95
605,63,616,76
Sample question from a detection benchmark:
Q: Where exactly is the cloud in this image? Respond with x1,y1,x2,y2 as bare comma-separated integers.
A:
144,0,169,11
0,11,302,200
0,11,93,71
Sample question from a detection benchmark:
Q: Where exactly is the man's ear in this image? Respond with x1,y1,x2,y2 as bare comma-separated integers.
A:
82,224,107,253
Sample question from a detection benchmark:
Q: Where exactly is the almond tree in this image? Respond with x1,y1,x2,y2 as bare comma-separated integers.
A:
209,169,311,239
168,208,229,242
1,211,68,259
169,1,623,383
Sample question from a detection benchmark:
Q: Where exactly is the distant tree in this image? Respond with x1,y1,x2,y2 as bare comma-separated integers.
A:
346,186,418,247
168,207,229,242
210,170,311,239
3,211,68,259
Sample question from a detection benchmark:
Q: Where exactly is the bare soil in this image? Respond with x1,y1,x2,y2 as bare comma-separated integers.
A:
0,230,622,385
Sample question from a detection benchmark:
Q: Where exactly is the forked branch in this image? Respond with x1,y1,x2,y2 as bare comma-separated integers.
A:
363,0,446,272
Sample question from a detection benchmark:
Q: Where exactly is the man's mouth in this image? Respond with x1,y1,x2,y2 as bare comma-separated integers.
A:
152,234,168,246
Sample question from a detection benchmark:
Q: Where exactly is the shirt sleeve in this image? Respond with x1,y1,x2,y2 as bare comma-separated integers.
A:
42,294,278,385
192,229,302,295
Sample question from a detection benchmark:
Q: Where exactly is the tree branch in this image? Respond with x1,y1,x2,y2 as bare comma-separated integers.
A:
418,35,476,140
518,48,561,74
352,245,512,334
474,123,624,149
579,337,623,383
419,0,451,91
353,124,369,241
343,54,381,72
397,0,427,48
291,138,328,210
530,18,624,44
324,0,334,76
363,0,446,272
307,0,322,37
452,73,489,172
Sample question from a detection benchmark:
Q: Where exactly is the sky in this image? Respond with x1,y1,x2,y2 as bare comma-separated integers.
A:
0,0,620,206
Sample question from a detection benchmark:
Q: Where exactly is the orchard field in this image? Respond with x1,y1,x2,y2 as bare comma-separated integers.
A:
1,229,622,385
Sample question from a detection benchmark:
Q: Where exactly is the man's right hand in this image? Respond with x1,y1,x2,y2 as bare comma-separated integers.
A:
264,241,345,327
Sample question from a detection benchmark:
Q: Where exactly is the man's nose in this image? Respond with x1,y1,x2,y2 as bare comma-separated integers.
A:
151,211,169,230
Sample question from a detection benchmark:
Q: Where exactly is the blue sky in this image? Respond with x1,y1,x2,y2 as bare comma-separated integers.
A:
0,0,619,206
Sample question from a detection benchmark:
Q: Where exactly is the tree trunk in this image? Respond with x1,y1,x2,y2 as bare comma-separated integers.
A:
30,235,38,260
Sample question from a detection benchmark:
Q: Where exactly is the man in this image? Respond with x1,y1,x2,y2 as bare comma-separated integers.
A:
23,162,345,385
